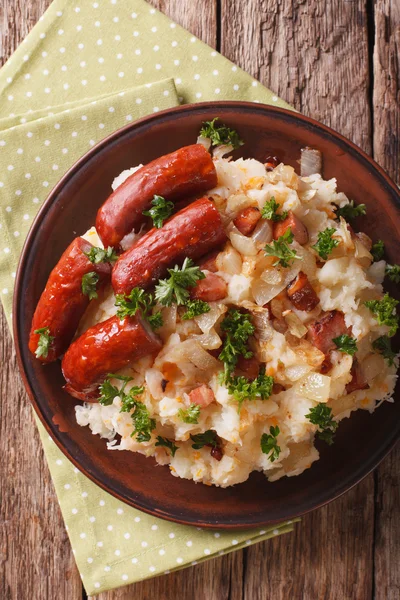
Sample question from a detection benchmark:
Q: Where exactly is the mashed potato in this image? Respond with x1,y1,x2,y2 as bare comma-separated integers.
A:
75,150,398,487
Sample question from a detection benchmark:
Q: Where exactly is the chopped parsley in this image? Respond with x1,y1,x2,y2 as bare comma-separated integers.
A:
130,401,156,442
227,368,274,412
218,309,255,381
181,299,210,320
260,426,281,462
190,430,219,450
155,258,205,306
81,271,99,300
178,403,201,424
261,196,288,222
264,228,299,268
371,240,385,261
335,201,366,220
306,403,338,445
365,293,399,336
84,246,118,264
143,195,174,229
155,436,179,457
372,335,397,366
332,334,358,356
120,386,145,412
199,117,243,149
312,227,339,260
385,264,400,284
115,287,163,329
34,327,54,359
98,374,133,406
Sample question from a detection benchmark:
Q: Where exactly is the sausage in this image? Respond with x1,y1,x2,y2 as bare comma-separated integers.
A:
346,359,369,394
287,271,320,312
188,385,215,407
61,314,162,401
112,197,227,295
198,250,220,273
96,144,218,249
190,273,227,302
307,310,350,355
29,237,111,363
273,211,309,245
233,207,261,236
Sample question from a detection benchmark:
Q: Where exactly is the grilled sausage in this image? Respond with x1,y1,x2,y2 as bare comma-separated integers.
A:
273,211,309,245
287,271,320,312
112,197,226,295
29,237,111,363
96,144,218,249
190,272,227,302
62,314,162,401
307,310,350,355
233,207,261,236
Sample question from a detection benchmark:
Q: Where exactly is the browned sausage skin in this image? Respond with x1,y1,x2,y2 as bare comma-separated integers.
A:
287,271,320,312
29,237,111,363
62,314,162,401
112,197,227,295
233,207,261,236
190,272,227,302
96,144,218,249
273,211,309,245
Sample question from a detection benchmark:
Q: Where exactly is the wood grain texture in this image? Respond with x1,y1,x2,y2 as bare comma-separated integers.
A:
0,1,398,599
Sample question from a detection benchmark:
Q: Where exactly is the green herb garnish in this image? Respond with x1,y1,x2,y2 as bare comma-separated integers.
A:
155,436,179,457
371,240,385,261
365,293,399,336
264,228,299,268
143,195,174,229
372,336,397,366
155,258,205,306
120,386,145,412
34,327,54,359
181,299,211,320
306,403,338,446
99,374,133,406
260,426,281,462
385,264,400,284
130,401,156,442
199,117,243,149
178,403,201,424
261,197,288,222
115,287,163,329
190,430,219,450
85,246,118,264
312,227,339,260
81,271,99,300
227,368,274,412
332,334,358,356
335,201,366,220
218,309,255,381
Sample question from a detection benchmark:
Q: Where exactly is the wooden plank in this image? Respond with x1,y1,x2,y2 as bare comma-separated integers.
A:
220,1,376,598
373,2,400,599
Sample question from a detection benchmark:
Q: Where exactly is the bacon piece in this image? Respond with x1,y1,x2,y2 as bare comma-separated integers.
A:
234,355,260,380
265,155,280,171
272,383,285,394
273,211,309,245
233,207,261,236
307,310,350,355
199,250,220,273
188,385,215,408
190,272,227,302
346,360,369,394
210,446,223,461
320,356,333,374
287,271,320,312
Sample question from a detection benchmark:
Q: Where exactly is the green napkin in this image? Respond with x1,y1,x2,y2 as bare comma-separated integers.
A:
0,0,298,594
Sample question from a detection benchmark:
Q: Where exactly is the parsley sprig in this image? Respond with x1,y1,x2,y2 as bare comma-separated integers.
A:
155,258,205,306
81,271,99,300
85,246,118,264
98,374,134,406
218,310,255,381
372,336,397,366
178,403,201,424
143,195,174,229
115,287,163,329
312,227,339,260
333,334,358,356
34,327,54,359
199,117,243,149
335,201,366,220
260,426,281,462
261,197,288,222
385,264,400,284
264,228,299,268
181,299,211,320
306,403,338,445
371,240,385,262
227,368,274,412
155,436,178,457
190,430,219,450
365,293,399,336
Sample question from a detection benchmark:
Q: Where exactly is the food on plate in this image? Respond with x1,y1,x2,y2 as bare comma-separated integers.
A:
95,144,217,249
30,118,399,488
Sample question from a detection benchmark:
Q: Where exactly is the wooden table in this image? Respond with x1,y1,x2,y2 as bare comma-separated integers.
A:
1,1,399,598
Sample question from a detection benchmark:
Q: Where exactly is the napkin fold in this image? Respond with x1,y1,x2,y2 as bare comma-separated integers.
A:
0,0,297,594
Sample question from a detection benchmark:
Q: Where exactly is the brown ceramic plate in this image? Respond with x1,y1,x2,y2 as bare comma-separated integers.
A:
13,102,400,529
